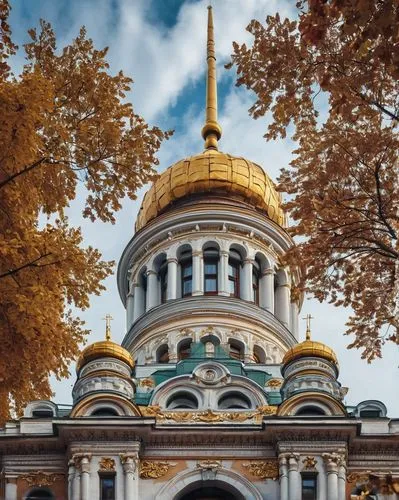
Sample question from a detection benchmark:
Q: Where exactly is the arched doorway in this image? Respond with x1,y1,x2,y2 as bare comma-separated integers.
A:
175,480,244,500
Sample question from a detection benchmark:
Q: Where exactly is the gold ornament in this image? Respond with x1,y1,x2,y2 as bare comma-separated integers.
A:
99,458,115,472
266,379,283,388
256,405,278,415
139,378,155,388
139,460,175,479
243,460,279,480
19,471,63,487
139,405,163,417
302,456,318,470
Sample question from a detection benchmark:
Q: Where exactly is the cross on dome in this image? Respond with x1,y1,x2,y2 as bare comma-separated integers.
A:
102,314,113,341
302,314,314,341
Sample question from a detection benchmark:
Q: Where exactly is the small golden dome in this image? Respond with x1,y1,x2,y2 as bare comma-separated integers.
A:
76,341,134,372
135,149,285,231
282,340,338,366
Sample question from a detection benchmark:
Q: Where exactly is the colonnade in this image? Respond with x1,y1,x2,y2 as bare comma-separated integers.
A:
68,453,139,500
278,452,347,500
126,248,296,335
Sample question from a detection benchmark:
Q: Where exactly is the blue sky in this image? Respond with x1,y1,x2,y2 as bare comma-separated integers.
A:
8,0,399,414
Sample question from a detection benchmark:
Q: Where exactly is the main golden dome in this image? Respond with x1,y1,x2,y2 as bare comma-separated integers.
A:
282,339,338,366
135,149,285,231
76,340,134,372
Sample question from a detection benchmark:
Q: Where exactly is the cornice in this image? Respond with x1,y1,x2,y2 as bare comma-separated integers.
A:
122,295,297,352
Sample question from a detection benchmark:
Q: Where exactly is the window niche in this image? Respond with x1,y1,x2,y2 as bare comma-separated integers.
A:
203,246,219,294
99,472,116,500
301,473,318,500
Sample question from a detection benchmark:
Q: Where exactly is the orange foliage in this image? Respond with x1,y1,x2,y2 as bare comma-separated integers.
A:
228,0,398,360
0,1,170,421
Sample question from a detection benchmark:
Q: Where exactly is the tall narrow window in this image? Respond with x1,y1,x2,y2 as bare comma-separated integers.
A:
301,473,317,500
99,473,116,500
180,250,193,297
228,250,241,297
253,260,260,305
203,247,218,294
159,262,168,303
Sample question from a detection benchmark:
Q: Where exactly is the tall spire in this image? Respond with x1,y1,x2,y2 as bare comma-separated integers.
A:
201,5,222,150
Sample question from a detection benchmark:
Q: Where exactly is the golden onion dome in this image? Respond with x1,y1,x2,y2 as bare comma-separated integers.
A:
282,316,338,367
282,340,339,367
135,149,285,231
76,340,134,372
76,315,134,372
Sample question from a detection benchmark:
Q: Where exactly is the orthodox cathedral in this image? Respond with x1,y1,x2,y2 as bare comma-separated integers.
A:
1,7,398,500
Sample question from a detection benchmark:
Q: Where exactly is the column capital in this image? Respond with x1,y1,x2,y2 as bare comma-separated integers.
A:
322,452,341,473
120,453,138,473
263,268,275,276
243,258,255,265
72,453,92,471
146,269,157,277
220,250,229,257
192,250,203,257
167,257,178,264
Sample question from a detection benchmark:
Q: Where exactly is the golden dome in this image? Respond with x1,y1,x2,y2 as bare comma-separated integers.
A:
282,340,338,366
76,341,134,372
135,149,285,231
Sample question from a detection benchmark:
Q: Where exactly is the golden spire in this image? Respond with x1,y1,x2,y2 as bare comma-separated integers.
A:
102,314,113,341
303,314,314,340
201,5,222,150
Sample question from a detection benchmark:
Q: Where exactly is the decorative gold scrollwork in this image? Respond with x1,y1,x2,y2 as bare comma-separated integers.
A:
243,460,279,480
99,457,115,472
139,460,175,479
19,471,63,487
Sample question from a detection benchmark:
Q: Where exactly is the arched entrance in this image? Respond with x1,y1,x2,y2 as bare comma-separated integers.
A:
176,480,244,500
156,467,262,500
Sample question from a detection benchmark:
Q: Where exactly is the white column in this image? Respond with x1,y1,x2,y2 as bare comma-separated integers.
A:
166,258,178,300
72,462,80,500
318,464,327,500
241,259,253,301
68,460,75,500
287,453,300,500
146,270,158,310
126,291,134,329
279,455,289,500
121,454,139,500
218,250,229,296
133,283,145,321
4,478,17,500
338,460,346,500
324,454,339,500
80,455,91,500
260,268,274,312
275,284,290,327
290,300,299,338
192,250,203,295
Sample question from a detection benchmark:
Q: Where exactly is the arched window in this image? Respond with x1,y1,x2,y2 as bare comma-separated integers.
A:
253,345,266,364
156,344,169,363
166,392,198,410
178,339,192,360
228,250,241,297
180,250,193,297
26,489,54,500
229,340,244,361
91,408,119,417
295,406,326,416
203,246,219,294
218,392,251,410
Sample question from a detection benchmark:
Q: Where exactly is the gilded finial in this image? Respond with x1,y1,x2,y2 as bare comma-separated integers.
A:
201,5,222,150
102,314,113,341
302,314,314,340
